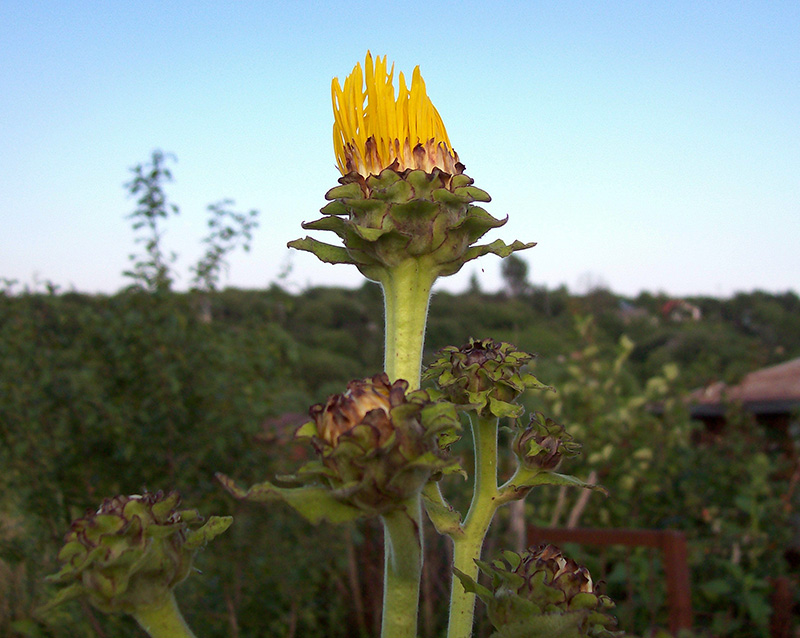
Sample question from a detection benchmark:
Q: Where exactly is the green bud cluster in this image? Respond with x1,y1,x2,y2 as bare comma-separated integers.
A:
294,373,461,515
43,491,232,614
288,168,533,283
456,544,621,637
514,412,582,471
424,338,551,418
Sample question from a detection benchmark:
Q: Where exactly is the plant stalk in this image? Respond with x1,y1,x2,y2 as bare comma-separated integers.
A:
447,414,501,638
381,499,424,638
381,258,437,388
131,592,197,638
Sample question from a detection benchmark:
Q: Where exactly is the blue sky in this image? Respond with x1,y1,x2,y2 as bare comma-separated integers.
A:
2,0,798,297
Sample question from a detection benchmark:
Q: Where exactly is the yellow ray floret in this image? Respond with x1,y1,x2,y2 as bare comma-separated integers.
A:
332,52,460,177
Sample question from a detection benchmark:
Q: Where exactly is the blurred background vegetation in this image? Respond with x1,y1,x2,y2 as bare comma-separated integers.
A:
1,152,798,637
2,280,798,637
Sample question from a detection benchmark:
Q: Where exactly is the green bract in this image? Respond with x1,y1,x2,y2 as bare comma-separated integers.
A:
424,338,551,418
455,545,621,638
288,168,533,283
220,373,461,520
43,491,232,615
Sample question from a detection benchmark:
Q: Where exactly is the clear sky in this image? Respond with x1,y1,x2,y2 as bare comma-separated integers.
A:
2,0,798,298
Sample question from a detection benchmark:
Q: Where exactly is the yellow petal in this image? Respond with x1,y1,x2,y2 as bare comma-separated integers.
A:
332,52,459,177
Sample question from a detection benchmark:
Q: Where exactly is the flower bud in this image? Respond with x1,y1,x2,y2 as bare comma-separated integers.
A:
424,338,550,418
43,491,232,615
514,412,581,470
295,373,460,514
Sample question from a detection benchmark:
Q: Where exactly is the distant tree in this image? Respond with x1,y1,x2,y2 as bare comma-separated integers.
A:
501,254,530,297
124,150,179,292
468,271,481,295
191,199,259,293
123,150,260,302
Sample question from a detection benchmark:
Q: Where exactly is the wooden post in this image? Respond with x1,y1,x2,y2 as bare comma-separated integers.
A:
770,576,793,638
661,531,693,633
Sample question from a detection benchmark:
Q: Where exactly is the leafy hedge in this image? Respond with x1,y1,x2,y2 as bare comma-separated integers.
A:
1,285,798,636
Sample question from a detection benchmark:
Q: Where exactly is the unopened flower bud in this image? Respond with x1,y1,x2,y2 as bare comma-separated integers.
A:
43,491,232,615
311,373,400,447
514,412,581,470
424,338,550,418
457,544,619,637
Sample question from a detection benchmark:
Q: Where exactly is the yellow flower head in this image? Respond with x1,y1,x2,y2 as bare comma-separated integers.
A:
332,52,461,177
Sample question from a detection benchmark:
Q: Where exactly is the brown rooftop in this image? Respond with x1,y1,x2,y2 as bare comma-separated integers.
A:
689,357,800,417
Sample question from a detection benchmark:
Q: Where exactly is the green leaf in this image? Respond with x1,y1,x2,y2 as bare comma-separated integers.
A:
352,224,388,241
295,420,317,438
37,583,85,613
488,396,525,418
501,468,608,498
216,473,363,525
325,182,364,200
301,215,349,238
453,567,493,602
184,516,233,550
454,185,492,202
286,237,358,265
421,482,464,537
437,240,536,277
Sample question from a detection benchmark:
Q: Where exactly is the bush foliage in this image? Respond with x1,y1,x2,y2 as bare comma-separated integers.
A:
1,280,798,636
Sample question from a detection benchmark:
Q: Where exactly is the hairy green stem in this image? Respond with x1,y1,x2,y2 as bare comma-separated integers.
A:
381,499,424,638
381,258,437,388
131,593,197,638
448,414,501,638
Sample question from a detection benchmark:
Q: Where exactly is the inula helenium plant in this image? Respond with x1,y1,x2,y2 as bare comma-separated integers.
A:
44,52,627,638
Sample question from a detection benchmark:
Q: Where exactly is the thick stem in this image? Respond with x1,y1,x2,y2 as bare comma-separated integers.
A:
381,499,424,638
131,592,197,638
447,414,501,638
381,258,437,389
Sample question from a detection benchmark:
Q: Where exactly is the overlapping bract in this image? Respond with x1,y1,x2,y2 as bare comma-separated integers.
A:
290,168,532,283
456,545,621,638
43,491,232,614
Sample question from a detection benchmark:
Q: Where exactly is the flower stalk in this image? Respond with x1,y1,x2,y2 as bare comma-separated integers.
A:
447,413,501,638
381,499,424,638
131,592,197,638
380,258,437,388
